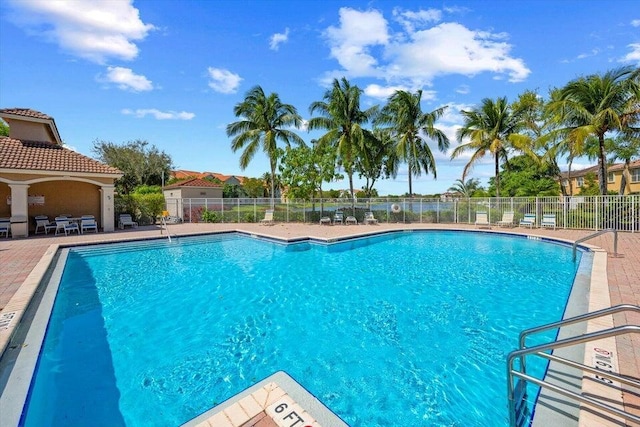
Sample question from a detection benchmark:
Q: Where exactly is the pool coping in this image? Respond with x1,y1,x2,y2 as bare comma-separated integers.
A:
0,228,602,426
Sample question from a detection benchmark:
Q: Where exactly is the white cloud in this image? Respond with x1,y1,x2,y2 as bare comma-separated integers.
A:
6,0,154,64
364,84,408,100
323,8,530,86
455,85,470,94
207,67,242,94
99,66,153,92
576,48,600,59
631,19,640,27
392,7,441,33
270,28,289,51
121,108,195,120
622,43,640,63
324,8,390,77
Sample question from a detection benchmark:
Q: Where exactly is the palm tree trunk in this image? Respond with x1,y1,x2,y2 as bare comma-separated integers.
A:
270,161,276,209
494,154,500,198
620,160,631,195
408,165,413,198
597,134,608,196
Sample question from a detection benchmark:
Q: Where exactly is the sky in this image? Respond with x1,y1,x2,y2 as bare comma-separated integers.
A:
1,0,639,196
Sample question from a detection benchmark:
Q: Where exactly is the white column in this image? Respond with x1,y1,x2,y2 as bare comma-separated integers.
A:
8,183,29,237
99,185,116,232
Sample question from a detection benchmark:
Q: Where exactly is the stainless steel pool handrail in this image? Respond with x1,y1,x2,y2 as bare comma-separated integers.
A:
161,216,171,242
507,304,640,427
572,228,617,261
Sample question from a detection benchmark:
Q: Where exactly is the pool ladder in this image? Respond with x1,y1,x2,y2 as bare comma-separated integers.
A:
507,304,640,427
160,216,171,242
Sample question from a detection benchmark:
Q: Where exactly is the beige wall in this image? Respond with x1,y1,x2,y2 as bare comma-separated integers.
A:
562,169,640,195
2,181,101,232
164,187,223,199
6,119,55,143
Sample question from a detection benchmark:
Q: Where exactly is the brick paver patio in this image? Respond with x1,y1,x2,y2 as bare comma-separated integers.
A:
1,223,638,424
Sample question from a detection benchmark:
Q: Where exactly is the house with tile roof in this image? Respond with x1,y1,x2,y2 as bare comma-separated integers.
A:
170,170,246,186
0,108,123,234
559,160,640,195
162,178,223,219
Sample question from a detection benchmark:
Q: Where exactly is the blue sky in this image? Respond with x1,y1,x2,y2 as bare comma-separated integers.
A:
1,0,638,195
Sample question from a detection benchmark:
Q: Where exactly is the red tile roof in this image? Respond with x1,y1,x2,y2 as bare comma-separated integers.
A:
0,137,122,175
560,160,640,178
164,178,222,189
0,108,52,121
170,170,248,183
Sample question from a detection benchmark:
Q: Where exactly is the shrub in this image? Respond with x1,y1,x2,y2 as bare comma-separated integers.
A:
201,209,220,223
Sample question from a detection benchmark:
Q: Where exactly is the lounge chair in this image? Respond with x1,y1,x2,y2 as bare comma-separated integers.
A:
345,215,358,225
333,211,344,225
497,211,515,227
259,210,274,225
35,215,56,234
119,214,138,229
0,218,10,238
81,215,98,233
54,216,79,236
363,211,378,225
519,213,536,228
475,212,490,228
319,216,331,225
541,214,556,230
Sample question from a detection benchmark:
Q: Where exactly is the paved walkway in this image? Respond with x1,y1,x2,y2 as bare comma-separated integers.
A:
1,223,638,423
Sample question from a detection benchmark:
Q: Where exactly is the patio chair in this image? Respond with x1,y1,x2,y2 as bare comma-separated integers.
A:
319,216,332,225
54,216,79,236
81,216,98,233
119,214,138,229
497,211,515,227
363,211,378,225
519,213,536,228
475,212,490,228
541,214,556,230
0,218,10,238
259,210,274,225
333,211,344,225
345,215,358,225
35,215,56,234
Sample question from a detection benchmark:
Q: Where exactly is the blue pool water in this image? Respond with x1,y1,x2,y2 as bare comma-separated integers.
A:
22,231,580,426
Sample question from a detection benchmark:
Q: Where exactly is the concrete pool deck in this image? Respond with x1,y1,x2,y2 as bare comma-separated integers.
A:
0,222,638,425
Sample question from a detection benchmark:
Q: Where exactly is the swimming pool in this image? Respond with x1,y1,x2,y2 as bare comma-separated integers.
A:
18,231,582,426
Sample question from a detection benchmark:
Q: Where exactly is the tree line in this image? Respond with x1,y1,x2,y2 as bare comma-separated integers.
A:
228,66,639,206
91,66,639,205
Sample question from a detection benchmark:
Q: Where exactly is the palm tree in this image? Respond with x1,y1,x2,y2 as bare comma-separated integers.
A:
547,66,640,195
227,85,304,207
308,77,377,202
451,97,526,197
448,178,481,198
376,90,449,197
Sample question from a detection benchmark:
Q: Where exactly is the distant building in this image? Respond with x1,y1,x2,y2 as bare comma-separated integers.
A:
559,160,640,195
170,170,245,186
162,178,223,219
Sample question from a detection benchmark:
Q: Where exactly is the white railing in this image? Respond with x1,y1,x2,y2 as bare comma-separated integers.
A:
164,195,639,232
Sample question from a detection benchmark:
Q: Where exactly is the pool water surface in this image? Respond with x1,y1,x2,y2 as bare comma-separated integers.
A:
22,231,580,426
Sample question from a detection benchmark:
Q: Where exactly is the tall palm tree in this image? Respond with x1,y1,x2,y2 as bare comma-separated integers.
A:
547,66,640,195
227,86,303,207
451,97,526,197
376,90,449,197
308,77,377,202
